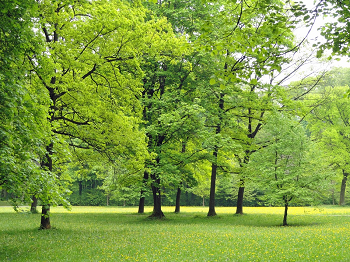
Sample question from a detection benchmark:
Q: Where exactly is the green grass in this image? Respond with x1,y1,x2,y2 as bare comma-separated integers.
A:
1,206,350,261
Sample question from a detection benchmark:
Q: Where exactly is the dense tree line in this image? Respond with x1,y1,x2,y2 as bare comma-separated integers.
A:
1,0,350,227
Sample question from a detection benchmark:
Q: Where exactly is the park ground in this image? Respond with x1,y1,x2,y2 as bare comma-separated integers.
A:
1,206,350,261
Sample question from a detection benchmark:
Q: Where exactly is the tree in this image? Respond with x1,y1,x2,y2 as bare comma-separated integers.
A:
27,0,177,228
305,83,350,205
199,0,304,216
0,0,60,213
135,0,212,217
248,113,330,225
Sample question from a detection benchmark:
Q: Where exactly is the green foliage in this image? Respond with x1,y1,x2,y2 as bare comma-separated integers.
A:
2,0,349,219
0,0,52,207
248,113,331,207
315,1,350,57
306,84,350,172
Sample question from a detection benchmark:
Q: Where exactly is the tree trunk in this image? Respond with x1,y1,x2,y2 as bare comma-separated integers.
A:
208,150,218,217
106,194,109,206
236,184,245,214
30,195,38,214
236,151,251,215
40,142,53,229
138,171,149,214
40,205,51,229
149,174,164,218
340,170,348,206
175,186,181,213
207,91,224,217
175,143,186,214
138,196,145,214
202,196,205,207
283,201,288,226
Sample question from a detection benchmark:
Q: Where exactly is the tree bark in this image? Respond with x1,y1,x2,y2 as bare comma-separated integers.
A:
175,186,181,213
138,196,145,214
339,170,348,205
283,201,288,226
40,205,51,229
149,174,164,218
40,143,53,229
175,143,186,213
30,195,38,214
138,171,149,214
208,149,218,217
236,185,245,214
207,92,224,217
202,196,205,207
236,152,251,214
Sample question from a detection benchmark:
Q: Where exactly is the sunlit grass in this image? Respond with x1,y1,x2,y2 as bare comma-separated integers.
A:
1,206,350,261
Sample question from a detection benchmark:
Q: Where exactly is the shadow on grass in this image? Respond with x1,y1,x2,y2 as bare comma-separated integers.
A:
0,210,340,236
46,211,332,228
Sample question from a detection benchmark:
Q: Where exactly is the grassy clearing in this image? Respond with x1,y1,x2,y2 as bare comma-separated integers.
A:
1,206,350,261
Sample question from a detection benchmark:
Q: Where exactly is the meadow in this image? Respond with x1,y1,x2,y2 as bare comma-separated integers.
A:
1,206,350,261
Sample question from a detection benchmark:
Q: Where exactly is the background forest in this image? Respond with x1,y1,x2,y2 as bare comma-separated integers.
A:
2,0,350,229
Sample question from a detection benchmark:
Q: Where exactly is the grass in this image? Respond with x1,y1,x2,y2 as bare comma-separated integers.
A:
1,206,350,261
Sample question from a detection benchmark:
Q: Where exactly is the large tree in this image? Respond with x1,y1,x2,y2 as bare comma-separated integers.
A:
198,0,304,215
27,0,177,228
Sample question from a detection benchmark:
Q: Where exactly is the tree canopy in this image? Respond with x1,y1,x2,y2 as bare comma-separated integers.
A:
2,0,350,228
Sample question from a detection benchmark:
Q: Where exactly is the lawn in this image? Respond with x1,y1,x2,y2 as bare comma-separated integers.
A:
1,206,350,261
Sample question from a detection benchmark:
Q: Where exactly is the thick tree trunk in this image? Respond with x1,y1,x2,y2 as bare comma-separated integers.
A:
138,171,149,214
40,143,53,229
283,201,288,226
208,150,218,217
30,195,38,214
236,184,245,214
138,196,145,214
340,170,348,206
175,186,181,213
149,175,164,218
40,205,51,229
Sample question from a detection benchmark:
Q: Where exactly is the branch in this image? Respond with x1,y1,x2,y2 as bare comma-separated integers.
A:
52,116,89,125
75,26,105,61
82,64,97,79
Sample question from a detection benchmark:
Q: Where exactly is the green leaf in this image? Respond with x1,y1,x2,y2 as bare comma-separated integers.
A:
250,79,258,85
303,15,310,21
316,49,323,58
209,78,216,85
